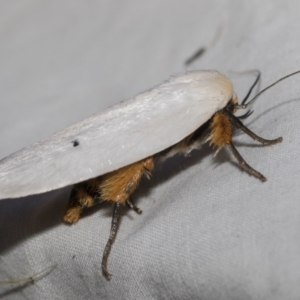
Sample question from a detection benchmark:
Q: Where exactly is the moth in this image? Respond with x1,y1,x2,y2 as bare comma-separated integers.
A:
0,70,298,280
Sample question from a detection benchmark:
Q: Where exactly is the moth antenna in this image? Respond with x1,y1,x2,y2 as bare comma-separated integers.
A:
236,70,300,109
241,70,261,105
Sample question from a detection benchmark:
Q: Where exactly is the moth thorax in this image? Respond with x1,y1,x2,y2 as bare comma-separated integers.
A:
210,112,232,150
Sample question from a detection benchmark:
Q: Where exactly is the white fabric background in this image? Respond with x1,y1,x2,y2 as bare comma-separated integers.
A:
1,1,300,299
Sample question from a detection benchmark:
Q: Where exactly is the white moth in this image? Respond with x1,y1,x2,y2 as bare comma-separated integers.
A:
0,70,298,280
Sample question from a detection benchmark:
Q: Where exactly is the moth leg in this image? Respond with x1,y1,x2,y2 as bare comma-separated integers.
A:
236,109,253,120
226,110,282,145
99,157,154,279
126,197,142,214
63,180,99,224
227,141,266,182
102,202,122,281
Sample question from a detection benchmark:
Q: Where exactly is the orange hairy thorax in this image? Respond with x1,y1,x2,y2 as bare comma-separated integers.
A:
210,112,232,149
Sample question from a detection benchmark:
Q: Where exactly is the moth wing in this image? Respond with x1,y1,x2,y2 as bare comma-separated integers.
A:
0,71,233,199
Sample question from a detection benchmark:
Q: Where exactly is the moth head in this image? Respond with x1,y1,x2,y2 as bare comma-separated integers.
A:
225,92,238,114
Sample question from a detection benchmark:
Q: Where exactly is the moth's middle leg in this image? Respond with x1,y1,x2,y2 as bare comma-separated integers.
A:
100,157,154,280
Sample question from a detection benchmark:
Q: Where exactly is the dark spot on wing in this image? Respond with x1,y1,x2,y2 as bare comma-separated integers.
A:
72,140,80,147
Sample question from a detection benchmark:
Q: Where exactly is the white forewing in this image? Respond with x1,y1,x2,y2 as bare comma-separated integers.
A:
0,71,233,199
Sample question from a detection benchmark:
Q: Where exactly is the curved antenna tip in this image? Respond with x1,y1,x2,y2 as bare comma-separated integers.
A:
237,70,300,109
